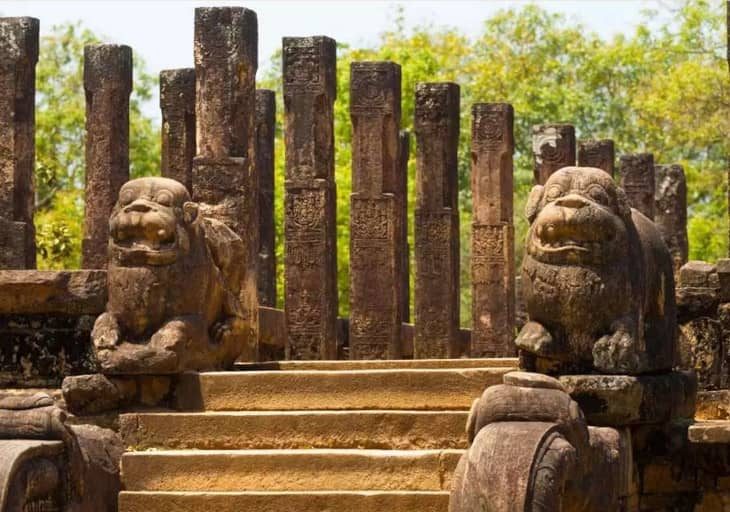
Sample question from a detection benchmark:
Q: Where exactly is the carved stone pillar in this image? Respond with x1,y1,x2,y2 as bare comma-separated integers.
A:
655,163,688,273
193,7,259,358
282,36,338,360
399,129,410,323
0,17,38,269
349,61,403,359
256,89,276,308
471,103,515,357
82,44,132,269
532,124,575,185
160,68,195,192
578,139,615,177
414,83,460,358
619,153,655,220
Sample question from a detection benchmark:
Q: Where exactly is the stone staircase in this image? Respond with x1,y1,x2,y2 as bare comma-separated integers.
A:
117,358,516,511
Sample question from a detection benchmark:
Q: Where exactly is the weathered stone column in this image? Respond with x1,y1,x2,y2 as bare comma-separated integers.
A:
160,68,195,192
619,153,655,219
399,129,410,323
349,61,403,359
256,89,276,308
532,123,575,185
413,83,460,358
82,44,132,269
655,163,688,273
578,139,615,177
282,36,338,359
471,103,515,357
193,7,258,358
0,17,38,269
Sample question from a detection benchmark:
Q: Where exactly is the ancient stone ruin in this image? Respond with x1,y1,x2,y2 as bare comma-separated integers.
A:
1,5,730,512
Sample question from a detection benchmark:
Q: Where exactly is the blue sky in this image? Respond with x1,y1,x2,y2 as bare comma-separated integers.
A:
0,1,661,118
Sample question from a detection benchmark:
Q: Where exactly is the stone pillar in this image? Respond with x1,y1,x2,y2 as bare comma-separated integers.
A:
0,17,38,269
413,83,460,358
655,163,688,273
471,103,515,357
349,61,403,359
160,68,195,192
399,129,410,323
619,153,655,220
82,44,132,269
532,123,575,185
256,89,276,308
578,139,615,177
282,36,338,360
193,7,258,358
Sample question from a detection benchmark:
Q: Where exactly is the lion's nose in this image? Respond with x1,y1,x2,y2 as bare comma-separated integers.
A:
554,194,588,209
124,201,152,213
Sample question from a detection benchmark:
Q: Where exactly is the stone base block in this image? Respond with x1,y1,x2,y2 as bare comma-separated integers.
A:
559,372,696,426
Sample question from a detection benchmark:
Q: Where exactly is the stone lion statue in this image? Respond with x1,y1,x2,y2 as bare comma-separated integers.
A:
516,166,676,375
92,177,246,374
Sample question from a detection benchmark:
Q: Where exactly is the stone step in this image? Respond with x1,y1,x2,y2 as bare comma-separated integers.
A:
234,357,518,371
689,420,730,443
121,448,463,492
119,490,450,512
175,367,510,411
121,410,468,450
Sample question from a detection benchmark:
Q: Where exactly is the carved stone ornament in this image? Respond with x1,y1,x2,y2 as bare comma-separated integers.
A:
92,177,247,374
516,166,676,375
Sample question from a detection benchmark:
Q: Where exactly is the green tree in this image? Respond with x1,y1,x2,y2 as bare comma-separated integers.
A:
35,22,159,269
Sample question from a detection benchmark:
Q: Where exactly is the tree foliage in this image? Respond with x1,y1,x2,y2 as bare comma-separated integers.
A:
35,22,159,269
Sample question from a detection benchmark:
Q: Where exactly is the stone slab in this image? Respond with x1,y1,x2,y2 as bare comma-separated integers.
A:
119,490,450,512
688,421,730,444
559,372,696,426
234,358,518,371
0,270,106,314
175,368,509,411
121,448,463,492
120,410,468,450
696,390,730,420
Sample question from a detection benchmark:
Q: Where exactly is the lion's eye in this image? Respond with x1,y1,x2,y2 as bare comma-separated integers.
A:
120,189,136,206
586,184,609,206
155,190,173,206
545,184,563,202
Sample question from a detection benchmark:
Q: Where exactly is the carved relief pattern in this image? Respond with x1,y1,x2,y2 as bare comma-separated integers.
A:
284,45,321,89
472,223,515,357
350,69,390,115
473,110,506,152
351,198,391,240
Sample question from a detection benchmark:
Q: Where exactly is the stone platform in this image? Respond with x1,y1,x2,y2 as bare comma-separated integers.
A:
118,358,516,511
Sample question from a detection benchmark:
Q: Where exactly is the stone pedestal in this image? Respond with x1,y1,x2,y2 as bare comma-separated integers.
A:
0,17,38,269
470,104,515,357
160,68,195,192
82,44,132,269
349,62,404,359
283,36,338,360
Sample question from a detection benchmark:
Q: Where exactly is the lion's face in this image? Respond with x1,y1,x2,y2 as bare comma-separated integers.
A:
109,177,198,266
525,167,631,267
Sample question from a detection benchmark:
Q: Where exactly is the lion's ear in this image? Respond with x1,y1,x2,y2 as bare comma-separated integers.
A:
183,202,199,225
525,185,544,224
614,187,632,222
